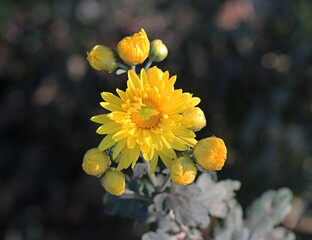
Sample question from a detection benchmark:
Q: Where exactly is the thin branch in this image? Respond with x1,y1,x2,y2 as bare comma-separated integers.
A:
144,59,154,69
156,174,171,193
118,62,130,70
145,161,159,188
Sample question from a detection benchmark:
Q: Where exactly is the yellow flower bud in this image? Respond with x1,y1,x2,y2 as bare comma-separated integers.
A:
117,29,150,65
170,156,197,185
149,39,168,62
100,169,125,196
183,107,206,132
194,137,227,171
82,148,111,176
87,45,117,73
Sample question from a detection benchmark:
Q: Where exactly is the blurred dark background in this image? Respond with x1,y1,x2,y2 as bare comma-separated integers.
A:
1,0,312,239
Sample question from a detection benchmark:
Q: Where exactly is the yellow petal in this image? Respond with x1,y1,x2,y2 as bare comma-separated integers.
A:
160,135,172,149
162,91,187,114
151,134,163,151
98,134,116,151
100,102,123,112
179,136,198,147
90,114,110,124
117,151,132,170
96,122,121,134
149,153,158,174
162,146,177,159
116,89,128,102
129,70,142,89
130,145,141,168
112,130,129,141
143,129,153,146
113,139,127,159
101,92,124,105
142,147,154,161
173,128,196,138
127,135,137,149
117,146,140,170
170,138,189,151
158,152,172,168
139,143,150,153
140,68,149,87
107,111,127,122
188,96,200,106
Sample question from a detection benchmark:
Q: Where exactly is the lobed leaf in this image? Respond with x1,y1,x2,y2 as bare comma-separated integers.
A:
245,188,293,238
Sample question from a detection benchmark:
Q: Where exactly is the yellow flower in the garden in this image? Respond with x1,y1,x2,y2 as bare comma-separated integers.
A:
194,137,227,171
149,39,168,62
170,156,197,185
91,66,200,173
117,29,150,65
82,148,111,176
182,107,206,132
101,169,125,196
87,45,118,73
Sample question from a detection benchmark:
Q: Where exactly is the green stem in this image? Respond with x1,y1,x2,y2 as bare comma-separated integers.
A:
118,62,130,70
144,58,153,69
122,189,152,202
131,65,136,71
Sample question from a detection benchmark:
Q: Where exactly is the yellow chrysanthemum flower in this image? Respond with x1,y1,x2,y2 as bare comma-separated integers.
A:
194,137,227,171
82,148,111,176
170,156,197,185
87,45,117,72
100,169,125,196
91,66,200,173
117,29,150,65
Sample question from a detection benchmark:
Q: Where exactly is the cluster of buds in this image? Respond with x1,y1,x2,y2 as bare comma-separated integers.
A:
87,29,168,73
170,137,227,185
82,137,227,195
82,148,125,196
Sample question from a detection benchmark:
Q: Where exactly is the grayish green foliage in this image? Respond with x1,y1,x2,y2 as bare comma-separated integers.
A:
153,183,210,228
214,200,249,240
102,172,294,240
133,163,148,179
196,173,241,218
142,230,172,240
214,188,295,240
245,188,295,240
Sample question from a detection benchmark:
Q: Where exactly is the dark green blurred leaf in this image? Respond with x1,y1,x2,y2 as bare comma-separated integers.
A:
103,193,150,222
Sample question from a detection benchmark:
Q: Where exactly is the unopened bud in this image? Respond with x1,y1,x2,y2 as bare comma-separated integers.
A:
100,169,125,196
82,148,111,176
194,137,227,171
87,45,118,73
170,156,197,185
183,107,206,132
149,39,168,62
117,29,150,65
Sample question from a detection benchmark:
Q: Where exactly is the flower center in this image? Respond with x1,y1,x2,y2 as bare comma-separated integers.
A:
131,100,160,128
